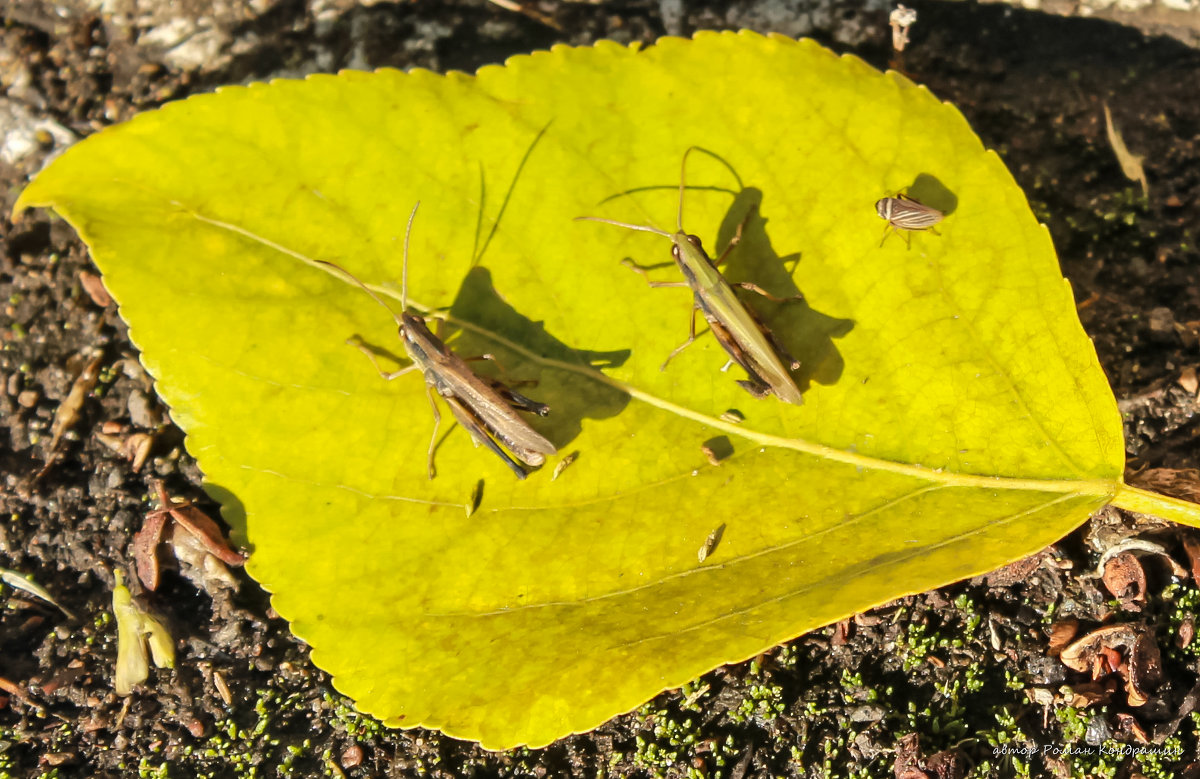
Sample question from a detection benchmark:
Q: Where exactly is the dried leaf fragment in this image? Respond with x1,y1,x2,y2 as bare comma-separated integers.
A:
0,568,75,619
1179,366,1199,397
1103,103,1148,198
1125,631,1164,707
889,5,918,53
78,270,112,307
1101,551,1147,605
95,429,155,473
47,353,104,452
1060,623,1139,674
1047,618,1079,655
1064,680,1115,708
1132,468,1200,506
485,0,560,30
551,451,579,481
112,570,174,696
466,479,484,518
1059,624,1163,708
132,482,245,592
697,523,726,563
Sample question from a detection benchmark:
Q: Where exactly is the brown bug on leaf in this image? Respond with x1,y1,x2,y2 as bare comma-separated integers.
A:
875,192,945,247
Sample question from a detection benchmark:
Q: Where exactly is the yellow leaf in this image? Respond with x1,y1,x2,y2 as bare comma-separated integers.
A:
18,32,1200,748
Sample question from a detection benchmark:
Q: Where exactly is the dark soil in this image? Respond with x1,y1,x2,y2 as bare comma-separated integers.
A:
2,1,1200,777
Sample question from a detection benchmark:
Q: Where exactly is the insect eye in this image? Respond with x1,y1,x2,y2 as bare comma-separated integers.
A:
875,199,890,218
686,234,704,250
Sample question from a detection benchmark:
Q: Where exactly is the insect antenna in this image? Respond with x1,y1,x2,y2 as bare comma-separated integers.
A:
677,146,693,232
313,202,421,328
573,216,672,238
400,201,418,312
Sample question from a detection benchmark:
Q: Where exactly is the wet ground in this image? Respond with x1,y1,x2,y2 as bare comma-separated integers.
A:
2,0,1200,776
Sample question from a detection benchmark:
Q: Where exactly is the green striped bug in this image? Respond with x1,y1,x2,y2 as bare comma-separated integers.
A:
317,203,557,480
577,148,804,405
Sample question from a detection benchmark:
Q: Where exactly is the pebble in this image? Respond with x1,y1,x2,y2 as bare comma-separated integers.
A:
17,389,38,408
127,389,156,428
1148,306,1178,342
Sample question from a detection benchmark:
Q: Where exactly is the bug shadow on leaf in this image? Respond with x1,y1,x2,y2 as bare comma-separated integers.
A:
905,173,957,215
439,266,631,449
716,188,855,391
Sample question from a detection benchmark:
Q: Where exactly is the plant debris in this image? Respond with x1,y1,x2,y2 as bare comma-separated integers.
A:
1103,103,1149,198
111,570,175,696
132,482,245,593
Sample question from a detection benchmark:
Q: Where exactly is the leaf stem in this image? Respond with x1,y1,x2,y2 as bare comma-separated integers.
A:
1112,482,1200,527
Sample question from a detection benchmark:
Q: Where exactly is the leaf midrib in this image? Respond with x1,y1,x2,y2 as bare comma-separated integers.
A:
182,207,1117,499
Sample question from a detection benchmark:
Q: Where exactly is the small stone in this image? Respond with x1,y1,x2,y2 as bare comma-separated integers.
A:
127,390,157,428
17,389,39,408
1148,307,1177,342
341,744,364,768
78,271,113,307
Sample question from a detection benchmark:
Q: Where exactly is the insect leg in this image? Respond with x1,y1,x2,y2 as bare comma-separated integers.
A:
763,327,802,371
660,306,700,371
424,384,441,480
346,337,419,381
621,258,690,288
713,206,753,267
731,282,804,304
489,382,550,417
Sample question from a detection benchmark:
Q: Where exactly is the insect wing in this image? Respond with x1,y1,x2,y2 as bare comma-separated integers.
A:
882,196,944,230
672,233,803,405
441,394,531,480
701,278,804,405
403,313,556,468
439,365,558,463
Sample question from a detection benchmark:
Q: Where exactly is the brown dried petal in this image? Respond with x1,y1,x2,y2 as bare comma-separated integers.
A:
925,750,964,779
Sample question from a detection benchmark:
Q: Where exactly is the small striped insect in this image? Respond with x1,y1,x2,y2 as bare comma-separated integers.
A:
875,192,945,247
317,204,557,480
